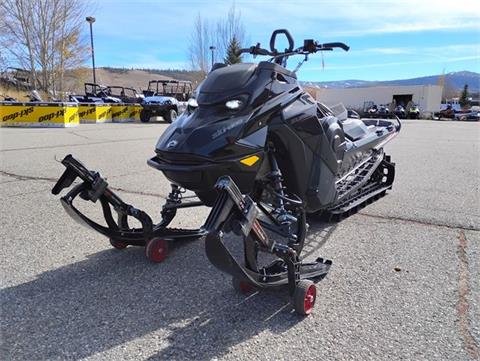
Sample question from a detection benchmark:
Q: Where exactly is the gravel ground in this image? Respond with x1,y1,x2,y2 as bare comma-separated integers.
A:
1,119,479,360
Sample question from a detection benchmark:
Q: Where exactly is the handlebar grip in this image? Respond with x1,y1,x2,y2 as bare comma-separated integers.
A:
321,42,350,51
235,46,271,56
256,48,271,56
270,29,294,53
235,48,251,56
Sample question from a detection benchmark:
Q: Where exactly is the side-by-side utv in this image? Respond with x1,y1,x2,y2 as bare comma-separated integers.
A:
140,80,192,123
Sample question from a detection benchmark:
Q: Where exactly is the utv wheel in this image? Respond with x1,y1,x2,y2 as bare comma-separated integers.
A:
145,238,169,263
140,110,151,123
293,280,317,315
110,239,128,250
232,277,256,295
164,109,177,123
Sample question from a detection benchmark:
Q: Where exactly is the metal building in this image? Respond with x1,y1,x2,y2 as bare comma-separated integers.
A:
315,85,443,116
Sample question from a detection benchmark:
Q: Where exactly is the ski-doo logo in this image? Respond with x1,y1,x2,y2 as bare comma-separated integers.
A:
167,140,178,148
2,106,34,122
211,119,243,140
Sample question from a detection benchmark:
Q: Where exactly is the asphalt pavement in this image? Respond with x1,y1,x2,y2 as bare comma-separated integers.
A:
1,119,479,360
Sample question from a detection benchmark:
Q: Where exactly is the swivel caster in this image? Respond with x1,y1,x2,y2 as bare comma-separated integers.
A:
145,238,169,263
110,239,128,250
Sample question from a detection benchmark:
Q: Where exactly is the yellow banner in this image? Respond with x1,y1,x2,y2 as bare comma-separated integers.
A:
78,104,112,123
128,104,142,122
111,104,131,123
0,103,79,127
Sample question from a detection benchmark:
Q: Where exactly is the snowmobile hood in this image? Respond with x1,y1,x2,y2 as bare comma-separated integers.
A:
154,61,300,160
154,108,252,160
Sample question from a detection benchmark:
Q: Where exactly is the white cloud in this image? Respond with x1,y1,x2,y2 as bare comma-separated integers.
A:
239,0,480,37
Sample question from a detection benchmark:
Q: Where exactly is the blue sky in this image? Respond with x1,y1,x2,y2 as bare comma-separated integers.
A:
89,0,480,82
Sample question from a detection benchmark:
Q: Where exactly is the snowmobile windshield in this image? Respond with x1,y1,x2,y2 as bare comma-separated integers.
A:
157,63,265,141
156,61,298,156
197,63,258,103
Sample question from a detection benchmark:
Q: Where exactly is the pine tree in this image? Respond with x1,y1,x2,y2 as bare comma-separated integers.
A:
459,84,470,108
224,36,242,65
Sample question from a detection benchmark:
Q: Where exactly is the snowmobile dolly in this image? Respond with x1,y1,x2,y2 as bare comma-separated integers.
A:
52,154,207,262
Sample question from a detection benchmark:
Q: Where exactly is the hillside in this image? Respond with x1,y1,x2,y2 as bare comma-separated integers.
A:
3,67,478,99
302,71,480,93
63,68,204,94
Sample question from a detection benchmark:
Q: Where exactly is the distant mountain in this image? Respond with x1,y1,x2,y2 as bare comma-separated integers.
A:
302,71,480,93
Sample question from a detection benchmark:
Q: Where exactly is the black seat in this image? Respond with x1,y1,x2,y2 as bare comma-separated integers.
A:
341,118,375,141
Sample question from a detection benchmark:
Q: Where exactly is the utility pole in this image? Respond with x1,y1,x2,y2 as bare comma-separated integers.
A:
86,16,96,84
209,45,216,70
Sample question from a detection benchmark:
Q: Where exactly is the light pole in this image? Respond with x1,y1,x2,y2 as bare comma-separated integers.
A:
86,16,96,84
209,45,216,70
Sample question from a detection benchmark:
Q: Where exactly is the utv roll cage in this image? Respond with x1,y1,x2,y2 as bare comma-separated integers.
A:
143,80,192,101
0,67,33,89
84,83,111,98
106,85,143,103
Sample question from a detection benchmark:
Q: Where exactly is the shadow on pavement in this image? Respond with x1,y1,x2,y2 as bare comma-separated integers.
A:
2,219,335,360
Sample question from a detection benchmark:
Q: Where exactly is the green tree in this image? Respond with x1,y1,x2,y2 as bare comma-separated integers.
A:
459,84,470,108
224,36,242,65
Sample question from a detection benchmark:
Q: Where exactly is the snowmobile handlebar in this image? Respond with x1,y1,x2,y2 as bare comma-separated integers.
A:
236,38,349,58
269,29,295,53
236,44,273,57
320,42,350,51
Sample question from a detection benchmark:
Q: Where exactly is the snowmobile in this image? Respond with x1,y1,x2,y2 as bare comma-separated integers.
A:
408,104,420,119
393,105,406,119
367,104,378,118
52,29,400,315
377,104,391,118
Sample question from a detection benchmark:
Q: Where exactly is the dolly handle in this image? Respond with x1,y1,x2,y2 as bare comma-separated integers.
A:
52,166,78,195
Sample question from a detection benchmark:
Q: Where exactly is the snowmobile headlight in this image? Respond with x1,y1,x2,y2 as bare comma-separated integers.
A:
225,99,243,110
187,98,198,108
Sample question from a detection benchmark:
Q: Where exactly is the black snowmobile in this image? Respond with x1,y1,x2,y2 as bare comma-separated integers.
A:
52,29,400,315
394,105,406,119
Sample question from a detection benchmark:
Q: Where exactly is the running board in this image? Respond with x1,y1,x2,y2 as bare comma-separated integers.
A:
326,155,395,218
336,150,384,201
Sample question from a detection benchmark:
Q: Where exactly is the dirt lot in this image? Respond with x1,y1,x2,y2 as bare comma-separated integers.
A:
1,119,479,360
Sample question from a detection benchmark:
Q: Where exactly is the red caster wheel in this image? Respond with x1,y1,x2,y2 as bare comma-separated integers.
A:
293,280,316,315
145,238,169,263
110,239,128,250
232,277,256,295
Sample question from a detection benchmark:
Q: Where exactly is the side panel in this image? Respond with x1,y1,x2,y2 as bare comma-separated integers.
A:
271,99,346,212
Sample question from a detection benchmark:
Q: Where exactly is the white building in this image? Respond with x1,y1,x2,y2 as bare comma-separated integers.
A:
315,85,443,115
